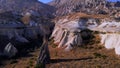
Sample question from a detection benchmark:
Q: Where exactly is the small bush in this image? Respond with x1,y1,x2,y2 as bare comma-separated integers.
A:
29,60,33,67
93,53,107,59
34,63,45,68
10,60,18,64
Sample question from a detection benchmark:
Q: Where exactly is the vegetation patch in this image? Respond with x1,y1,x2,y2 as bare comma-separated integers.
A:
93,52,107,59
10,60,18,64
34,63,45,68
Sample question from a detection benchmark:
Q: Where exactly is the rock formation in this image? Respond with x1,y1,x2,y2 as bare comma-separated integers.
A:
49,0,120,21
0,0,54,18
49,0,107,16
51,12,120,55
0,0,120,66
48,0,120,56
3,43,18,58
51,18,83,51
51,13,99,51
0,0,54,58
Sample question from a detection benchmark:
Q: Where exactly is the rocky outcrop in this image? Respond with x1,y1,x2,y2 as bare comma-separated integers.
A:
51,18,83,51
48,0,120,17
0,0,54,57
49,0,107,16
100,34,120,55
92,20,120,55
51,13,101,51
0,0,54,18
3,43,17,58
51,12,120,56
115,1,120,7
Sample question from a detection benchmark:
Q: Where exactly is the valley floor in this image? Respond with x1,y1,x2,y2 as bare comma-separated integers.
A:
1,42,120,68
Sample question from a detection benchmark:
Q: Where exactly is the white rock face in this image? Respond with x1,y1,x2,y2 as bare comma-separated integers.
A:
51,19,84,51
52,17,120,55
91,20,120,55
87,19,120,55
89,20,120,33
100,34,120,55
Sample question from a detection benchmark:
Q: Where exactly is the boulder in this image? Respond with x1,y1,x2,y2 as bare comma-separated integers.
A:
4,43,17,58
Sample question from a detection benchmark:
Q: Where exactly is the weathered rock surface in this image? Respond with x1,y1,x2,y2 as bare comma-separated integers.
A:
3,43,17,58
0,0,54,58
49,0,120,19
49,0,107,16
51,12,120,55
0,0,120,63
51,18,83,51
51,13,99,51
0,0,54,18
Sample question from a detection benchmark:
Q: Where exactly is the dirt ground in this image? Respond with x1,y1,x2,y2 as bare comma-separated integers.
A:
1,41,120,68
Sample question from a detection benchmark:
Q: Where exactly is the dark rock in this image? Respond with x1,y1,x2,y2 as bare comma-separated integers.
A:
3,43,17,58
115,1,120,7
0,0,55,59
98,10,108,15
0,0,54,18
37,36,50,66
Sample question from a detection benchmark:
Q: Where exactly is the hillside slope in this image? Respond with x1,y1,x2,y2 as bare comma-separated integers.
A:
49,0,120,17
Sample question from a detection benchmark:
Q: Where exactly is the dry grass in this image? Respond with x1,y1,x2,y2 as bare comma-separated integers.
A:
47,42,120,68
54,12,110,21
21,14,31,25
0,49,39,68
46,34,120,68
1,34,120,68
